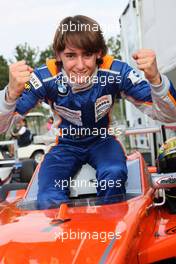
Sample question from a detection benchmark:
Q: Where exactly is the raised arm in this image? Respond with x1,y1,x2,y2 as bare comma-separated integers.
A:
118,49,176,123
0,61,46,133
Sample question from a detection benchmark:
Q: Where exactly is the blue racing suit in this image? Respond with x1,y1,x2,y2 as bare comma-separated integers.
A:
1,56,176,209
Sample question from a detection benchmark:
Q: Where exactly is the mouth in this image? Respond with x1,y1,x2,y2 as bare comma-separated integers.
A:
69,71,90,84
72,71,88,75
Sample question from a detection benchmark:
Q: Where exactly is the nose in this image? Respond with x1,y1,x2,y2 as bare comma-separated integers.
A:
76,56,85,71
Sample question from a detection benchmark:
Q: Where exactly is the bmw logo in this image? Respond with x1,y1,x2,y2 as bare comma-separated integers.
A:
56,76,69,96
57,83,69,95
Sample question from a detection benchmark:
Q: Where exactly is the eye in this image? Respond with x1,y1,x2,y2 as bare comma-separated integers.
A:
65,53,75,59
84,52,93,58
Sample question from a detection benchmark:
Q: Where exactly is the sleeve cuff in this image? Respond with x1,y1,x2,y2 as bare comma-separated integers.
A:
0,86,17,112
150,74,170,97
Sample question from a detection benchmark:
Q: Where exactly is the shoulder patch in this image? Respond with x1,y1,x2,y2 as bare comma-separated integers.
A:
127,70,144,85
30,72,42,89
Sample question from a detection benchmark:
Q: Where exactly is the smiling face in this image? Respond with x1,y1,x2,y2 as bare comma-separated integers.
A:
57,46,101,84
53,16,107,84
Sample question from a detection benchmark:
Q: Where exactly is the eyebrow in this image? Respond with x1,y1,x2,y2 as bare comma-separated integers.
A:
64,47,77,52
64,51,76,53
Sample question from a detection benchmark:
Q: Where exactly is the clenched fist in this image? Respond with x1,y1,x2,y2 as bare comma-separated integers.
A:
7,61,33,102
132,49,161,85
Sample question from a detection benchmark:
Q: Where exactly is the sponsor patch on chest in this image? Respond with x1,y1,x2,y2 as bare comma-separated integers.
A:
95,95,112,122
53,103,82,126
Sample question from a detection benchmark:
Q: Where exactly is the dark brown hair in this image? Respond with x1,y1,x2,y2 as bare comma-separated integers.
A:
53,15,107,65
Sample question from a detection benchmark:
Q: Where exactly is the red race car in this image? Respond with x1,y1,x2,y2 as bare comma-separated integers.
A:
0,145,176,263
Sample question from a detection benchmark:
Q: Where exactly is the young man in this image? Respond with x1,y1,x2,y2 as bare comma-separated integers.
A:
0,15,176,209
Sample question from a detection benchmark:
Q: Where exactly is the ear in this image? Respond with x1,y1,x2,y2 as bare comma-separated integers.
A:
55,51,62,62
97,50,102,59
96,50,103,65
56,54,62,62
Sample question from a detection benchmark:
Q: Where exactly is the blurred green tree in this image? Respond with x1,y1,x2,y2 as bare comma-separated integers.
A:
106,35,126,124
107,35,121,60
38,45,54,65
0,55,8,90
13,42,39,68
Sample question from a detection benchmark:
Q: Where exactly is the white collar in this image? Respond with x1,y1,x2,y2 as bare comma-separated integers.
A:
61,67,98,93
